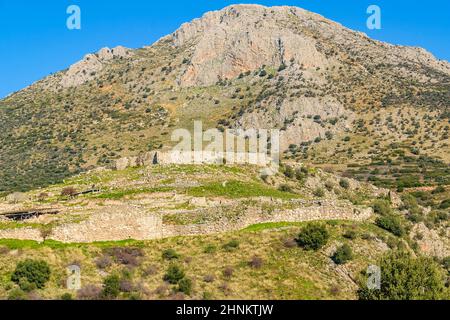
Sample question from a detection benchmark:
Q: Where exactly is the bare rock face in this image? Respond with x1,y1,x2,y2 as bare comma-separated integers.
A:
166,4,449,87
170,5,330,87
411,223,450,259
60,46,133,87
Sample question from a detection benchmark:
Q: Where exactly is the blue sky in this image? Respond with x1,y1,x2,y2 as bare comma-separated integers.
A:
0,0,449,98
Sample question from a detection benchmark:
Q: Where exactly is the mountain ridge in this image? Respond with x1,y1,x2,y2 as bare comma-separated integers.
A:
0,4,449,193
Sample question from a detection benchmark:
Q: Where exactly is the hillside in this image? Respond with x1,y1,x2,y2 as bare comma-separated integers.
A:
0,4,449,301
0,4,449,193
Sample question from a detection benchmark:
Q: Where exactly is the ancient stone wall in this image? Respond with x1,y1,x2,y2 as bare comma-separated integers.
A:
0,201,373,243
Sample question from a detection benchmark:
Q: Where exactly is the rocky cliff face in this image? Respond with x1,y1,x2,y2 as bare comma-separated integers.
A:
167,4,449,86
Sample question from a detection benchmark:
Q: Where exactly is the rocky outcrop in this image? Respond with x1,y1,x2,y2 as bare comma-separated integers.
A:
60,46,133,87
411,223,450,259
169,5,329,87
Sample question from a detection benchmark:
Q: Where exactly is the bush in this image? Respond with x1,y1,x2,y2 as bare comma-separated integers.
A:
7,288,28,300
358,251,447,300
332,244,353,265
203,244,217,254
107,247,144,266
101,275,121,299
95,255,112,269
439,199,450,210
343,230,358,240
223,240,240,251
249,256,264,269
372,199,392,215
278,184,293,193
375,215,405,237
11,259,51,290
61,187,78,198
203,274,215,283
77,285,102,300
162,249,180,260
296,224,329,251
178,278,193,295
339,179,350,189
432,186,446,194
284,165,295,179
163,264,185,284
223,266,234,279
61,293,73,300
313,188,325,197
295,168,308,183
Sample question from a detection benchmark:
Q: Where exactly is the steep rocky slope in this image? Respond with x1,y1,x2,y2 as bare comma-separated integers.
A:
0,4,449,193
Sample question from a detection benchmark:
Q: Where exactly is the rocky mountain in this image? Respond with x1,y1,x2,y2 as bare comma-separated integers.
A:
1,4,449,192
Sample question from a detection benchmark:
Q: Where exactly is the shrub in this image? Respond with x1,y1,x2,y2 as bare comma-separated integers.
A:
439,199,450,210
143,265,159,277
61,293,73,300
358,251,447,300
61,187,78,198
297,224,329,251
7,288,28,300
203,244,217,254
295,168,308,183
95,255,112,269
223,240,240,251
163,264,185,284
101,275,121,299
343,230,358,240
178,278,193,295
223,266,234,279
107,247,143,266
119,279,134,293
203,274,215,283
11,259,51,290
432,186,446,194
283,165,295,179
162,249,180,261
372,199,392,215
249,256,264,269
325,181,334,191
332,244,353,265
376,215,405,237
313,188,325,197
339,179,350,189
77,285,102,300
278,184,293,193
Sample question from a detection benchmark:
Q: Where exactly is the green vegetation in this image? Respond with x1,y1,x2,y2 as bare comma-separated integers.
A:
332,244,353,265
188,180,300,199
101,275,121,299
11,259,51,290
375,215,405,237
359,251,448,300
296,224,329,251
163,264,186,284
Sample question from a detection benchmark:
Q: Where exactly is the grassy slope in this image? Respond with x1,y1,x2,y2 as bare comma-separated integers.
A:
0,220,396,300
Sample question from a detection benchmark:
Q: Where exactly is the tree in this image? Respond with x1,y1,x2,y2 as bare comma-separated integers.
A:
297,224,329,251
11,259,51,290
101,274,120,299
332,244,353,265
163,264,185,284
359,252,447,300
